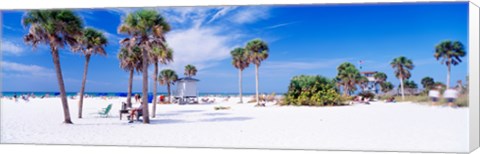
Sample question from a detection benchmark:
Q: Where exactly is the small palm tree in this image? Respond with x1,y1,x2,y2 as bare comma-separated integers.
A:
245,39,269,106
150,45,173,118
23,10,84,124
184,64,198,77
336,62,361,96
381,82,394,94
159,69,178,103
118,9,170,123
231,47,250,103
75,28,108,119
421,77,435,90
434,40,466,89
374,72,387,84
118,46,143,108
358,76,369,92
391,56,414,100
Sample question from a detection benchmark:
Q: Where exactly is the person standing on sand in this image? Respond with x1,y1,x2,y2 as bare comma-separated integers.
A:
13,93,18,102
444,88,459,107
428,87,440,106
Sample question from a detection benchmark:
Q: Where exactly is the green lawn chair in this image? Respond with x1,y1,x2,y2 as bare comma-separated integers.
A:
98,104,112,118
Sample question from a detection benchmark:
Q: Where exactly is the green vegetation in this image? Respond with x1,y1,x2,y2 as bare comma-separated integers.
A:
76,28,108,119
391,56,414,100
283,75,344,106
23,10,85,124
184,64,198,77
336,62,361,96
230,47,250,103
245,39,269,106
434,40,466,89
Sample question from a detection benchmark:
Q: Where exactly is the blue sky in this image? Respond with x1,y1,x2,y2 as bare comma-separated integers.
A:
1,2,469,93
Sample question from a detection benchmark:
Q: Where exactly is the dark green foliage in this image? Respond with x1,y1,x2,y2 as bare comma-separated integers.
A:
284,75,342,106
358,91,375,99
421,77,435,90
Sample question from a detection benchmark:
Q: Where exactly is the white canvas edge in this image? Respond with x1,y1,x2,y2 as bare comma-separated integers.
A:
470,2,480,152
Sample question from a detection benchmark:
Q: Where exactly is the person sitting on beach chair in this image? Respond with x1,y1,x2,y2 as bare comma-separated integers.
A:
128,103,143,123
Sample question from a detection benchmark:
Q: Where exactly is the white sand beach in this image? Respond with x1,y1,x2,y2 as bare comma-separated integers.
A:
0,96,469,152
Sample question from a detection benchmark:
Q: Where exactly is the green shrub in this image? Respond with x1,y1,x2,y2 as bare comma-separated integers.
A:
284,75,343,106
358,91,375,99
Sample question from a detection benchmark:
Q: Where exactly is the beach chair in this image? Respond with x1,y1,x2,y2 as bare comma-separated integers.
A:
98,104,112,118
119,102,129,120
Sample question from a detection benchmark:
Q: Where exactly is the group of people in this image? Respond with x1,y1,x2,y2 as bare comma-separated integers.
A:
428,87,460,106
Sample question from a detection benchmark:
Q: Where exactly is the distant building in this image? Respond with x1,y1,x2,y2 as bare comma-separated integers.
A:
174,77,200,104
360,71,379,94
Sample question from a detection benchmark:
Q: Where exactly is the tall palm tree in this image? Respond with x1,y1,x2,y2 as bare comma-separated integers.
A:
434,40,466,89
75,28,108,119
184,64,198,77
391,56,414,100
231,47,250,103
336,62,361,96
245,39,269,106
150,45,173,118
118,9,170,123
159,69,178,103
23,10,84,124
118,46,143,108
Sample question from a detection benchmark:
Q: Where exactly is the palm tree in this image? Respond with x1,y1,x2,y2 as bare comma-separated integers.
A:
231,47,250,103
336,62,361,96
159,69,178,103
374,72,387,84
421,77,435,90
391,56,414,100
23,10,84,124
184,64,198,77
245,39,269,106
150,46,173,118
434,40,466,89
118,46,143,108
75,28,108,119
118,9,170,123
358,76,369,92
381,82,394,94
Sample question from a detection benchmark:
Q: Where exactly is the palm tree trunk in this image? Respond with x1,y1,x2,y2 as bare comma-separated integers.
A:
141,48,150,124
51,48,73,124
255,64,260,106
447,62,451,89
167,84,171,103
400,78,405,100
152,62,158,118
239,69,243,103
78,54,91,119
127,69,133,108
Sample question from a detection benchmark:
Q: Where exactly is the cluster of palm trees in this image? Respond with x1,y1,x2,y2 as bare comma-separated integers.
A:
334,40,466,101
230,39,269,106
23,10,108,123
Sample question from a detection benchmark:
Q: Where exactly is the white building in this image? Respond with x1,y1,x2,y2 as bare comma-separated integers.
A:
174,77,199,104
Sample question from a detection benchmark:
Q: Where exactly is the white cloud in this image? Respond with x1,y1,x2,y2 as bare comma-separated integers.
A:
1,61,54,78
207,7,237,23
264,21,297,30
230,7,270,24
1,40,25,56
166,26,235,72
